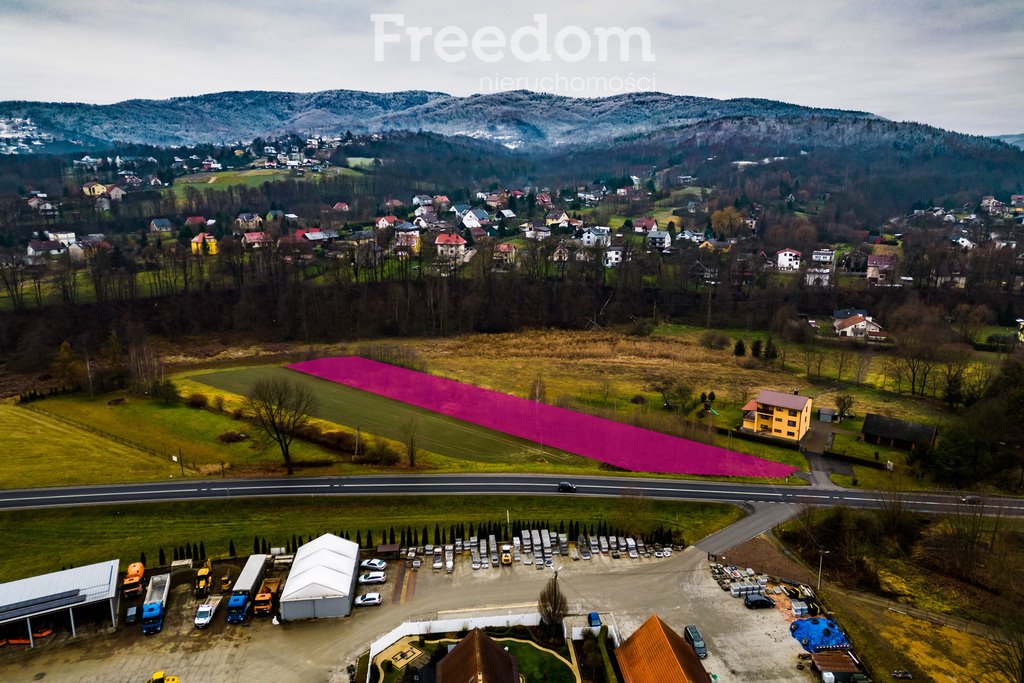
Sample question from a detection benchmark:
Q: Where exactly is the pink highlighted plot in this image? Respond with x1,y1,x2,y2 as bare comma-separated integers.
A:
288,357,797,478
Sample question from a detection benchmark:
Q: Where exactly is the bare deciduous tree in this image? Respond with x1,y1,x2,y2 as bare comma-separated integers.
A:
835,395,854,421
538,574,568,626
401,414,420,468
984,620,1024,683
247,378,317,476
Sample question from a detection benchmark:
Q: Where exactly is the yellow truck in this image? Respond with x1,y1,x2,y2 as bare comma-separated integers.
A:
146,673,179,683
123,562,145,599
194,560,212,599
253,577,282,616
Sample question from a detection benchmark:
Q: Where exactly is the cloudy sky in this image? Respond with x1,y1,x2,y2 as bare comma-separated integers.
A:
1,0,1021,135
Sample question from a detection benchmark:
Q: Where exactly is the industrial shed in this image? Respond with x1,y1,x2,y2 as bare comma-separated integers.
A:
279,534,358,621
0,559,120,647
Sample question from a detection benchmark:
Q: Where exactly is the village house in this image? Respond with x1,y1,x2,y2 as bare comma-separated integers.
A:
581,226,611,248
615,615,711,683
149,218,174,233
633,217,658,233
678,229,705,244
411,194,432,206
462,208,491,229
741,389,813,442
833,313,886,340
45,231,77,247
776,248,801,270
26,239,65,259
647,230,672,250
812,248,835,265
544,210,569,227
435,232,467,261
242,232,271,249
866,254,896,284
603,246,624,268
393,231,420,256
190,233,218,255
81,181,106,197
804,267,832,288
493,242,516,264
375,215,400,230
235,213,263,230
332,201,350,212
106,185,127,201
185,216,206,229
861,413,937,452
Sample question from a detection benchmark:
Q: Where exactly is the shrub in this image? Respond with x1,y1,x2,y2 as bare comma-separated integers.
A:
700,331,730,350
217,431,249,443
187,393,208,408
213,395,225,412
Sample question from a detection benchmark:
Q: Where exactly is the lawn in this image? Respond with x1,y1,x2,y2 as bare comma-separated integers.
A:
0,497,742,582
168,166,362,202
288,356,796,478
501,640,575,682
0,402,179,488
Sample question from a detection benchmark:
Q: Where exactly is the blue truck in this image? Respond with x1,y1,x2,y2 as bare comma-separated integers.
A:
140,573,171,635
226,554,269,624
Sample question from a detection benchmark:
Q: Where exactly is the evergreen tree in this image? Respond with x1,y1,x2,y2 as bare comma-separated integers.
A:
734,339,746,356
229,540,236,557
764,338,778,362
199,542,206,561
751,339,763,358
140,551,147,566
159,548,166,566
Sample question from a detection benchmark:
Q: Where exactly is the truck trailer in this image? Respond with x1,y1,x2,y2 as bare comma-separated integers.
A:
253,577,282,616
141,573,172,635
226,554,269,624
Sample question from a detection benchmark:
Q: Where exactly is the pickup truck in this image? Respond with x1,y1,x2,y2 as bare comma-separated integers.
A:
194,595,223,629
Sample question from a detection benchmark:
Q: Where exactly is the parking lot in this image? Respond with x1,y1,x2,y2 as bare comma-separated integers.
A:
0,540,810,682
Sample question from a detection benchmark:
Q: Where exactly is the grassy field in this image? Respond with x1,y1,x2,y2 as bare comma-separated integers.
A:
0,402,180,488
0,497,742,581
168,166,362,201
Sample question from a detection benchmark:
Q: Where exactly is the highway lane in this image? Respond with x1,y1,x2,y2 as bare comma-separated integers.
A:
0,473,1021,516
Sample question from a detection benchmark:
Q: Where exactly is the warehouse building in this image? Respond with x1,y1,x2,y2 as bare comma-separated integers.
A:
279,534,359,621
0,559,120,647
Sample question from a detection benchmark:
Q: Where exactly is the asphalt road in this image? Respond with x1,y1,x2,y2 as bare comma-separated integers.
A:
0,473,1020,518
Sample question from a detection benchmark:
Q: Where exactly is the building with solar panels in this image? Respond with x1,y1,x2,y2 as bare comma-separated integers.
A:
0,559,120,647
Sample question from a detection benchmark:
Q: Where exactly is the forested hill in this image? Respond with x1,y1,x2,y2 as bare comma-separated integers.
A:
0,89,882,148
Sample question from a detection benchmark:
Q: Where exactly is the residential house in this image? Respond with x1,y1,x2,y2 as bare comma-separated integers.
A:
149,218,174,233
106,185,127,201
861,414,937,452
393,231,420,256
436,629,518,683
699,239,732,253
81,181,106,197
581,226,611,248
384,198,404,210
266,209,285,222
26,239,65,258
435,232,467,260
45,231,77,247
615,615,711,683
185,216,207,229
190,233,218,255
678,229,705,244
833,313,885,340
432,195,450,207
866,254,896,284
804,267,832,288
951,236,976,250
412,194,433,206
413,205,434,218
741,389,813,442
462,208,491,229
332,201,350,212
468,226,487,242
493,242,516,264
535,192,553,207
551,242,570,263
235,213,263,230
375,215,400,230
242,232,271,249
776,248,801,270
603,246,624,268
449,203,470,217
934,260,967,289
633,217,658,233
499,208,517,220
690,261,719,284
647,230,671,250
545,210,569,227
811,249,835,265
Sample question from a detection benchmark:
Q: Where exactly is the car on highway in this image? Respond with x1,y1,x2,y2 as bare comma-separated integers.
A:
684,625,708,659
358,571,387,585
961,495,982,505
744,594,775,610
557,481,577,492
360,559,387,571
355,593,382,606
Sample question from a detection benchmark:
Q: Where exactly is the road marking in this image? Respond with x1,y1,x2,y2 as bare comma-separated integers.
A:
0,488,200,503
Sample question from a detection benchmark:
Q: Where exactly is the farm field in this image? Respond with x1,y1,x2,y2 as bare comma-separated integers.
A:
0,403,179,488
288,356,796,477
168,166,362,201
0,496,742,582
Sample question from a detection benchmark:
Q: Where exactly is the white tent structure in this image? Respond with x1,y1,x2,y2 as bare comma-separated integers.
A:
279,534,359,621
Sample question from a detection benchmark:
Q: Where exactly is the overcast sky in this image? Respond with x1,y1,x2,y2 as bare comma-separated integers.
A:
1,0,1021,135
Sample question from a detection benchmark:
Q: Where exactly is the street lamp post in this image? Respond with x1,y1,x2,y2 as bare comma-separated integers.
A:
817,550,830,592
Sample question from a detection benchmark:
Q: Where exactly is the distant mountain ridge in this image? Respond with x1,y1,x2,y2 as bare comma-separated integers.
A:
0,89,886,149
997,134,1024,149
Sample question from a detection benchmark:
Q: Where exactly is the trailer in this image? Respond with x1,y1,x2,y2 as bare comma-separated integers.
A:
141,573,172,635
226,554,269,624
253,577,282,616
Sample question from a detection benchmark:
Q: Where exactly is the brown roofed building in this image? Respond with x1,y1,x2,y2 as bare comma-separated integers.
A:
436,628,519,683
616,615,711,683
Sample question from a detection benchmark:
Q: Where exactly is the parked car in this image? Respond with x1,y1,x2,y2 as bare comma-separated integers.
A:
358,571,387,585
684,625,708,658
557,481,577,492
744,594,775,610
360,559,387,571
355,593,383,606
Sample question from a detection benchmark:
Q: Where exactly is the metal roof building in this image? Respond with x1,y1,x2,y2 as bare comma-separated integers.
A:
279,534,358,621
0,559,120,647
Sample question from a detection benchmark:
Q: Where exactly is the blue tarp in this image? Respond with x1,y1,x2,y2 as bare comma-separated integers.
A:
789,617,850,652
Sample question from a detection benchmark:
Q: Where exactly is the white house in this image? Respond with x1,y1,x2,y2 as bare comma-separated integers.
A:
812,249,835,265
805,267,832,288
833,314,885,339
951,236,976,250
647,230,671,250
435,233,467,260
603,246,624,268
462,208,490,229
581,227,611,248
45,231,77,247
776,248,802,270
678,229,705,244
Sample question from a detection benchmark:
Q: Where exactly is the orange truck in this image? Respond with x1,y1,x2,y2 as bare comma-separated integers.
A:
253,577,282,616
123,562,145,599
